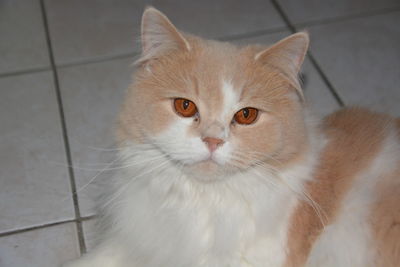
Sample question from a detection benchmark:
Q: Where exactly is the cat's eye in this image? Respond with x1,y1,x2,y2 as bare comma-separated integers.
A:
234,108,258,125
174,98,198,117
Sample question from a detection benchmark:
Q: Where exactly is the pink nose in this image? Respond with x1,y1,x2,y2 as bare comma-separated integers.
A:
202,137,224,152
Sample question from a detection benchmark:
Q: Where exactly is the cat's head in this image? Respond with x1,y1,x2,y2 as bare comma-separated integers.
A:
118,7,310,181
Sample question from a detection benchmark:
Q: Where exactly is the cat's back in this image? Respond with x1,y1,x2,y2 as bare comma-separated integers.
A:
286,107,400,267
320,107,400,200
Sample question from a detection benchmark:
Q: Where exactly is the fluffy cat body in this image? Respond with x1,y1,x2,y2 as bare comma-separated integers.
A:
65,7,400,267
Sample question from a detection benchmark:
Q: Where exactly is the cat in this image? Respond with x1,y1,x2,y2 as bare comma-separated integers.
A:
64,6,400,267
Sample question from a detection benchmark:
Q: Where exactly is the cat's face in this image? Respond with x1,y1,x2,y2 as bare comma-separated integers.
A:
118,8,309,181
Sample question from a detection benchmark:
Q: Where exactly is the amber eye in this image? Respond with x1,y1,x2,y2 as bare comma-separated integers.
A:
174,98,198,117
234,107,258,125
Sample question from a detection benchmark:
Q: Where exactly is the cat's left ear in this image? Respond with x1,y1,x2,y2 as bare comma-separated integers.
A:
136,7,191,65
255,32,309,99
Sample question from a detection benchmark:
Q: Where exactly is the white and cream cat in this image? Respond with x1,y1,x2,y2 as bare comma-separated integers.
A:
64,7,400,267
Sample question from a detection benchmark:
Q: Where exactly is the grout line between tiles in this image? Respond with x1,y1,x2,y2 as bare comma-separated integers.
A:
0,219,76,238
79,214,98,222
295,6,400,29
0,215,97,238
270,0,345,107
0,66,51,78
217,26,289,41
57,51,139,69
39,0,87,254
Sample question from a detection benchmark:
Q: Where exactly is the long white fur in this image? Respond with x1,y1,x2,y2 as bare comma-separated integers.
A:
66,140,320,267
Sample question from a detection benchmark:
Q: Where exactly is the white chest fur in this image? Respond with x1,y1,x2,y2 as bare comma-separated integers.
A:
99,146,316,267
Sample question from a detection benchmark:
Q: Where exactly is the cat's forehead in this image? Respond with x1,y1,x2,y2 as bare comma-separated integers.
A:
184,42,280,115
183,41,252,111
145,39,285,117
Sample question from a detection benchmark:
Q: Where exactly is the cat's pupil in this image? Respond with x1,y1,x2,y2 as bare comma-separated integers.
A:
183,100,189,110
243,108,249,118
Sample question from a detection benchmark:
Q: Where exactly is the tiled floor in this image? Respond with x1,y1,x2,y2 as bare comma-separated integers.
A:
0,1,399,266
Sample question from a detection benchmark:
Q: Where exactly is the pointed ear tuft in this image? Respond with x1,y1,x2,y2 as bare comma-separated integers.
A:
136,7,190,65
255,32,309,99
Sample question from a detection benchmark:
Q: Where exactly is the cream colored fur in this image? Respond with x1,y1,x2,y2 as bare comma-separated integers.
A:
64,7,400,267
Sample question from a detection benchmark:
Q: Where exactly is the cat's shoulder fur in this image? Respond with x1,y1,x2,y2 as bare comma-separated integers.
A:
287,107,400,266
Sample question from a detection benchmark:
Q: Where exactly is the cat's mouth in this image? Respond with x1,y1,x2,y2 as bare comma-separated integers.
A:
181,156,220,170
200,156,223,166
204,152,222,164
184,160,228,182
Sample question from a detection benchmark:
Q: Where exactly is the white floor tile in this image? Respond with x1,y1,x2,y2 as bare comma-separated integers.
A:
0,72,74,233
278,0,400,25
58,58,133,216
0,223,80,267
309,12,400,116
0,0,50,74
45,0,285,65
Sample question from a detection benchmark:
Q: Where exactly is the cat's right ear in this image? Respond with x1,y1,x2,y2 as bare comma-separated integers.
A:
255,32,309,100
136,7,190,65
